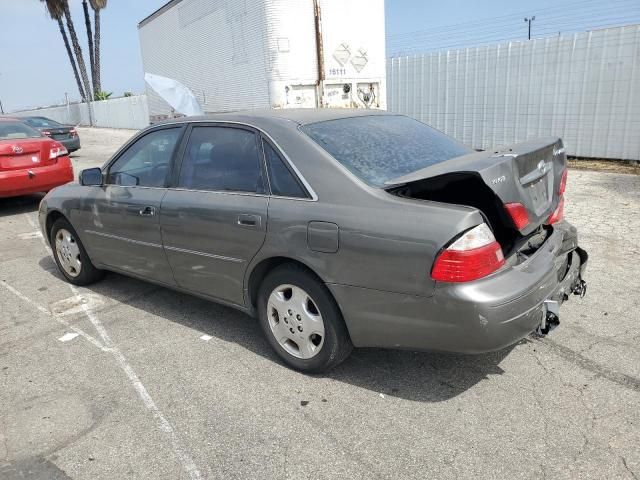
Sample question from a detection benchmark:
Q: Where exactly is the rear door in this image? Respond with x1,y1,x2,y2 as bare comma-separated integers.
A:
160,124,268,306
81,125,184,284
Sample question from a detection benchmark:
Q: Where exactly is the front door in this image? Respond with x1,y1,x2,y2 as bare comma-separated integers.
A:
160,124,268,306
81,126,184,285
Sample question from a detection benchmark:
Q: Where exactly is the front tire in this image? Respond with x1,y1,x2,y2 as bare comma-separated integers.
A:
257,263,352,372
50,217,104,286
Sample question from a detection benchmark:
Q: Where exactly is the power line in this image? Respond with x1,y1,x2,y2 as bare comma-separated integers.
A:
387,0,636,39
387,0,640,56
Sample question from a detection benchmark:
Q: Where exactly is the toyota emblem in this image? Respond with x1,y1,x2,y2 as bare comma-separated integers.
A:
12,145,23,154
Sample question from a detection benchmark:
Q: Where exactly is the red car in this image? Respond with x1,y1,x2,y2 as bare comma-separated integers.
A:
0,118,74,198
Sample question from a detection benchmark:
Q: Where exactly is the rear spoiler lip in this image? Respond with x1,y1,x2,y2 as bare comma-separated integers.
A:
383,136,562,187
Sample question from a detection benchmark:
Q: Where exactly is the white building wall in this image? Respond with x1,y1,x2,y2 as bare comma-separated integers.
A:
138,0,387,117
387,24,640,160
263,0,319,108
319,0,386,109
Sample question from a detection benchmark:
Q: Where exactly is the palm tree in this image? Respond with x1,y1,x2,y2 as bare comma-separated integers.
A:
60,0,93,101
82,0,96,96
42,0,86,102
89,0,108,97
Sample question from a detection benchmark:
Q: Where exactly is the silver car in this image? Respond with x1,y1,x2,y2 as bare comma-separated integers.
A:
38,109,588,372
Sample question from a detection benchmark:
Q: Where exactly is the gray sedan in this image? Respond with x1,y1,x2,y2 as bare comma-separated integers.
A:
38,109,587,372
21,116,81,152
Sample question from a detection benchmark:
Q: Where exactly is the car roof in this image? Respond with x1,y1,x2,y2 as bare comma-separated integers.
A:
152,108,393,128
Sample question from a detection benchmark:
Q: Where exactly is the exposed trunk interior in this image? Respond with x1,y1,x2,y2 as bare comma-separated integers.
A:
388,172,539,257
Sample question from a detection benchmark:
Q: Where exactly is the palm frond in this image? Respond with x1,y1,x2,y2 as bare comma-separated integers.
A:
41,0,65,20
88,0,107,10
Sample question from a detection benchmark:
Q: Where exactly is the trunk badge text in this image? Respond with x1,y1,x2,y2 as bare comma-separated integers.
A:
491,175,506,185
537,160,546,172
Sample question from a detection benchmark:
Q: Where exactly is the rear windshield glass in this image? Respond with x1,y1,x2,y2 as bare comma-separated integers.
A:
24,117,62,128
0,122,43,140
301,115,472,187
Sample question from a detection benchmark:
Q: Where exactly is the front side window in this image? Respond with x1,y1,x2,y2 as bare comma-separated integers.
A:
178,126,264,193
263,141,308,198
301,115,472,187
107,128,181,187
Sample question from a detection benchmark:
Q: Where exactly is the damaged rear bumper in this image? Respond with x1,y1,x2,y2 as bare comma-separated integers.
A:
329,221,587,353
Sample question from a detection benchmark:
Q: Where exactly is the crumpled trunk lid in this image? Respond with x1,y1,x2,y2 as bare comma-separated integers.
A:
386,137,567,236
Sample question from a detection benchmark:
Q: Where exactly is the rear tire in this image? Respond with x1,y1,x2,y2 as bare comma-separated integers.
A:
257,263,353,373
50,217,104,286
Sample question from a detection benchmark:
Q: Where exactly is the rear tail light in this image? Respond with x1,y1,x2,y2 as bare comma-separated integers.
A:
49,145,68,159
431,223,505,283
548,197,564,224
70,128,77,136
504,202,530,230
558,168,568,195
548,168,567,224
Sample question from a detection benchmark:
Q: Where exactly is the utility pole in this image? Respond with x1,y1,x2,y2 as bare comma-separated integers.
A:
524,16,536,40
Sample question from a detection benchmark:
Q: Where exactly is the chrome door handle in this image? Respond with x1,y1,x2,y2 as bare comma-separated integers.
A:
139,206,156,216
237,214,260,227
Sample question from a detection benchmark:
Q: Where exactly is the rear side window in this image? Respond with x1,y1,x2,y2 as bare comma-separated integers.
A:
301,115,472,187
0,121,42,139
107,127,181,187
178,126,265,193
24,117,62,128
263,141,308,198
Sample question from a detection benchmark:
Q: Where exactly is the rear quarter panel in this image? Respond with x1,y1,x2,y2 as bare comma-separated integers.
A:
257,193,483,297
243,120,486,298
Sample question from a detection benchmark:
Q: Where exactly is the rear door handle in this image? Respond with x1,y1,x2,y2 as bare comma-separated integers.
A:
139,206,156,216
237,214,261,227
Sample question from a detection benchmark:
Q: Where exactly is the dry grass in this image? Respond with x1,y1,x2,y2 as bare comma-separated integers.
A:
568,158,640,175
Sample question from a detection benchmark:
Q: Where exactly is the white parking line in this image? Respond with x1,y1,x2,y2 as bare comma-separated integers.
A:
0,280,106,351
58,332,79,342
18,231,43,240
23,213,203,480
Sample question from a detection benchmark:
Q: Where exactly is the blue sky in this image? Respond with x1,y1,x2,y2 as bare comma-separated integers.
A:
1,0,638,111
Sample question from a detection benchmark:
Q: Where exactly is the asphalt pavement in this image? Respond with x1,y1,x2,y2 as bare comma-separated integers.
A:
1,127,639,479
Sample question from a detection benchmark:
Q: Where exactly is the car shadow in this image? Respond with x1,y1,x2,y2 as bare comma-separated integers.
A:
37,256,518,403
0,194,43,218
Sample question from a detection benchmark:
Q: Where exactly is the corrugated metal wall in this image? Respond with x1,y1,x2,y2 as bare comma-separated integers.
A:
138,0,273,118
387,24,640,160
11,95,150,130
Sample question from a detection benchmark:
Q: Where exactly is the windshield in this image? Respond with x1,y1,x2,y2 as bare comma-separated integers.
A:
0,121,43,140
302,115,472,187
24,117,62,128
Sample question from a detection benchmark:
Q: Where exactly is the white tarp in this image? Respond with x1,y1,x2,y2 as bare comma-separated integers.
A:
144,73,204,116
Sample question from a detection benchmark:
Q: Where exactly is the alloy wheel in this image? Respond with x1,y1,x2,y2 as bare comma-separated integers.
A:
267,284,325,359
55,228,82,277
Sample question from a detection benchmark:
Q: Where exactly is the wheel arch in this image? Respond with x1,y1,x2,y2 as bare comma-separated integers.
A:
45,210,67,244
246,256,329,313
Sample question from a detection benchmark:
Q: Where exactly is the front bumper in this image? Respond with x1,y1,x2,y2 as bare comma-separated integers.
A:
0,157,74,199
329,221,587,353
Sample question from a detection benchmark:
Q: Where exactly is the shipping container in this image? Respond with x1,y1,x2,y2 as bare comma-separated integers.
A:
138,0,386,121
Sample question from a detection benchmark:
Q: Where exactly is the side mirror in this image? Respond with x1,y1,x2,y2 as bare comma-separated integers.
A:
80,168,103,186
